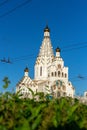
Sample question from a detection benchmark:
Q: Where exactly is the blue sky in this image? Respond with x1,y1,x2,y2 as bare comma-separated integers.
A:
0,0,87,95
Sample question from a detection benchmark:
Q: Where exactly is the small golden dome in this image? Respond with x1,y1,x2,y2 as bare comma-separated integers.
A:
24,67,29,72
44,25,50,32
55,47,61,52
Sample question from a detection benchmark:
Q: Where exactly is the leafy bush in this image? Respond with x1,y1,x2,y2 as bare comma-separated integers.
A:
0,77,87,130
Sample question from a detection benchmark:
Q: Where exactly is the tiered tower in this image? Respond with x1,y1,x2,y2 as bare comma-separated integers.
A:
34,25,54,80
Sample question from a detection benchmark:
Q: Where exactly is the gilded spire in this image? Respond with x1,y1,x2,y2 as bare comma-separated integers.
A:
24,67,29,77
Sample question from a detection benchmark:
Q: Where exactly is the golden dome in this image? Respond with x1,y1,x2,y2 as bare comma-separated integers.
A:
24,67,29,72
44,25,50,32
55,47,61,52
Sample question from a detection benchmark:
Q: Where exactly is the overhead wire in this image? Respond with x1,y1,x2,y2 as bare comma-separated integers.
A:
0,0,86,62
61,41,87,49
1,42,87,82
0,1,86,83
12,54,36,62
0,0,32,18
61,41,87,52
0,0,86,81
0,0,10,7
70,77,87,82
62,45,87,52
9,41,87,63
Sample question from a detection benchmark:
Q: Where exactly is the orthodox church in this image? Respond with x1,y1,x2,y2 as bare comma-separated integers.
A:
16,25,75,98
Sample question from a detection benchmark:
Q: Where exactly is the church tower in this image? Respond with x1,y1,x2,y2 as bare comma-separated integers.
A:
24,67,29,77
34,25,54,80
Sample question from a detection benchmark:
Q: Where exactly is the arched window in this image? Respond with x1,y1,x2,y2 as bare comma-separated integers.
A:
40,66,42,76
69,82,70,86
55,72,57,77
65,73,67,78
63,92,66,96
58,64,61,69
51,72,54,77
62,72,63,77
58,71,60,77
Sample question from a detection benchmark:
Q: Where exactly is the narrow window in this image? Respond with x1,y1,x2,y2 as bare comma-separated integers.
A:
51,72,54,76
65,73,67,78
55,72,57,77
40,66,42,76
62,72,63,77
58,71,60,77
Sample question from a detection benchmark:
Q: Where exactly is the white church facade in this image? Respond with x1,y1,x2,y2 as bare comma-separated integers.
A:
16,25,75,98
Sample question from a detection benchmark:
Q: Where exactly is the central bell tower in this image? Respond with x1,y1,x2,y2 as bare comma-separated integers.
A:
34,25,54,80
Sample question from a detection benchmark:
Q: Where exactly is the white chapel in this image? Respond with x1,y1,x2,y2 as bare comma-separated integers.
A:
16,25,75,98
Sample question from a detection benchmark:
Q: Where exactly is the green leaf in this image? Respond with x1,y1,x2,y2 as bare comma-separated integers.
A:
2,77,10,89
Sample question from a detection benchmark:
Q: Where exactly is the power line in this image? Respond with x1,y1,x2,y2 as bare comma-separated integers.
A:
69,74,87,83
1,41,87,64
0,54,36,64
10,41,87,63
12,54,36,62
61,41,87,52
0,0,10,7
61,41,87,49
62,45,87,52
0,0,32,18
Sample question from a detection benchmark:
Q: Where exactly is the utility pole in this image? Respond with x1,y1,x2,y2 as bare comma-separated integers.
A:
0,57,12,64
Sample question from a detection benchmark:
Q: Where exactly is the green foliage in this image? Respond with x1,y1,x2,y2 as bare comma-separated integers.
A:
0,77,87,130
2,77,10,89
